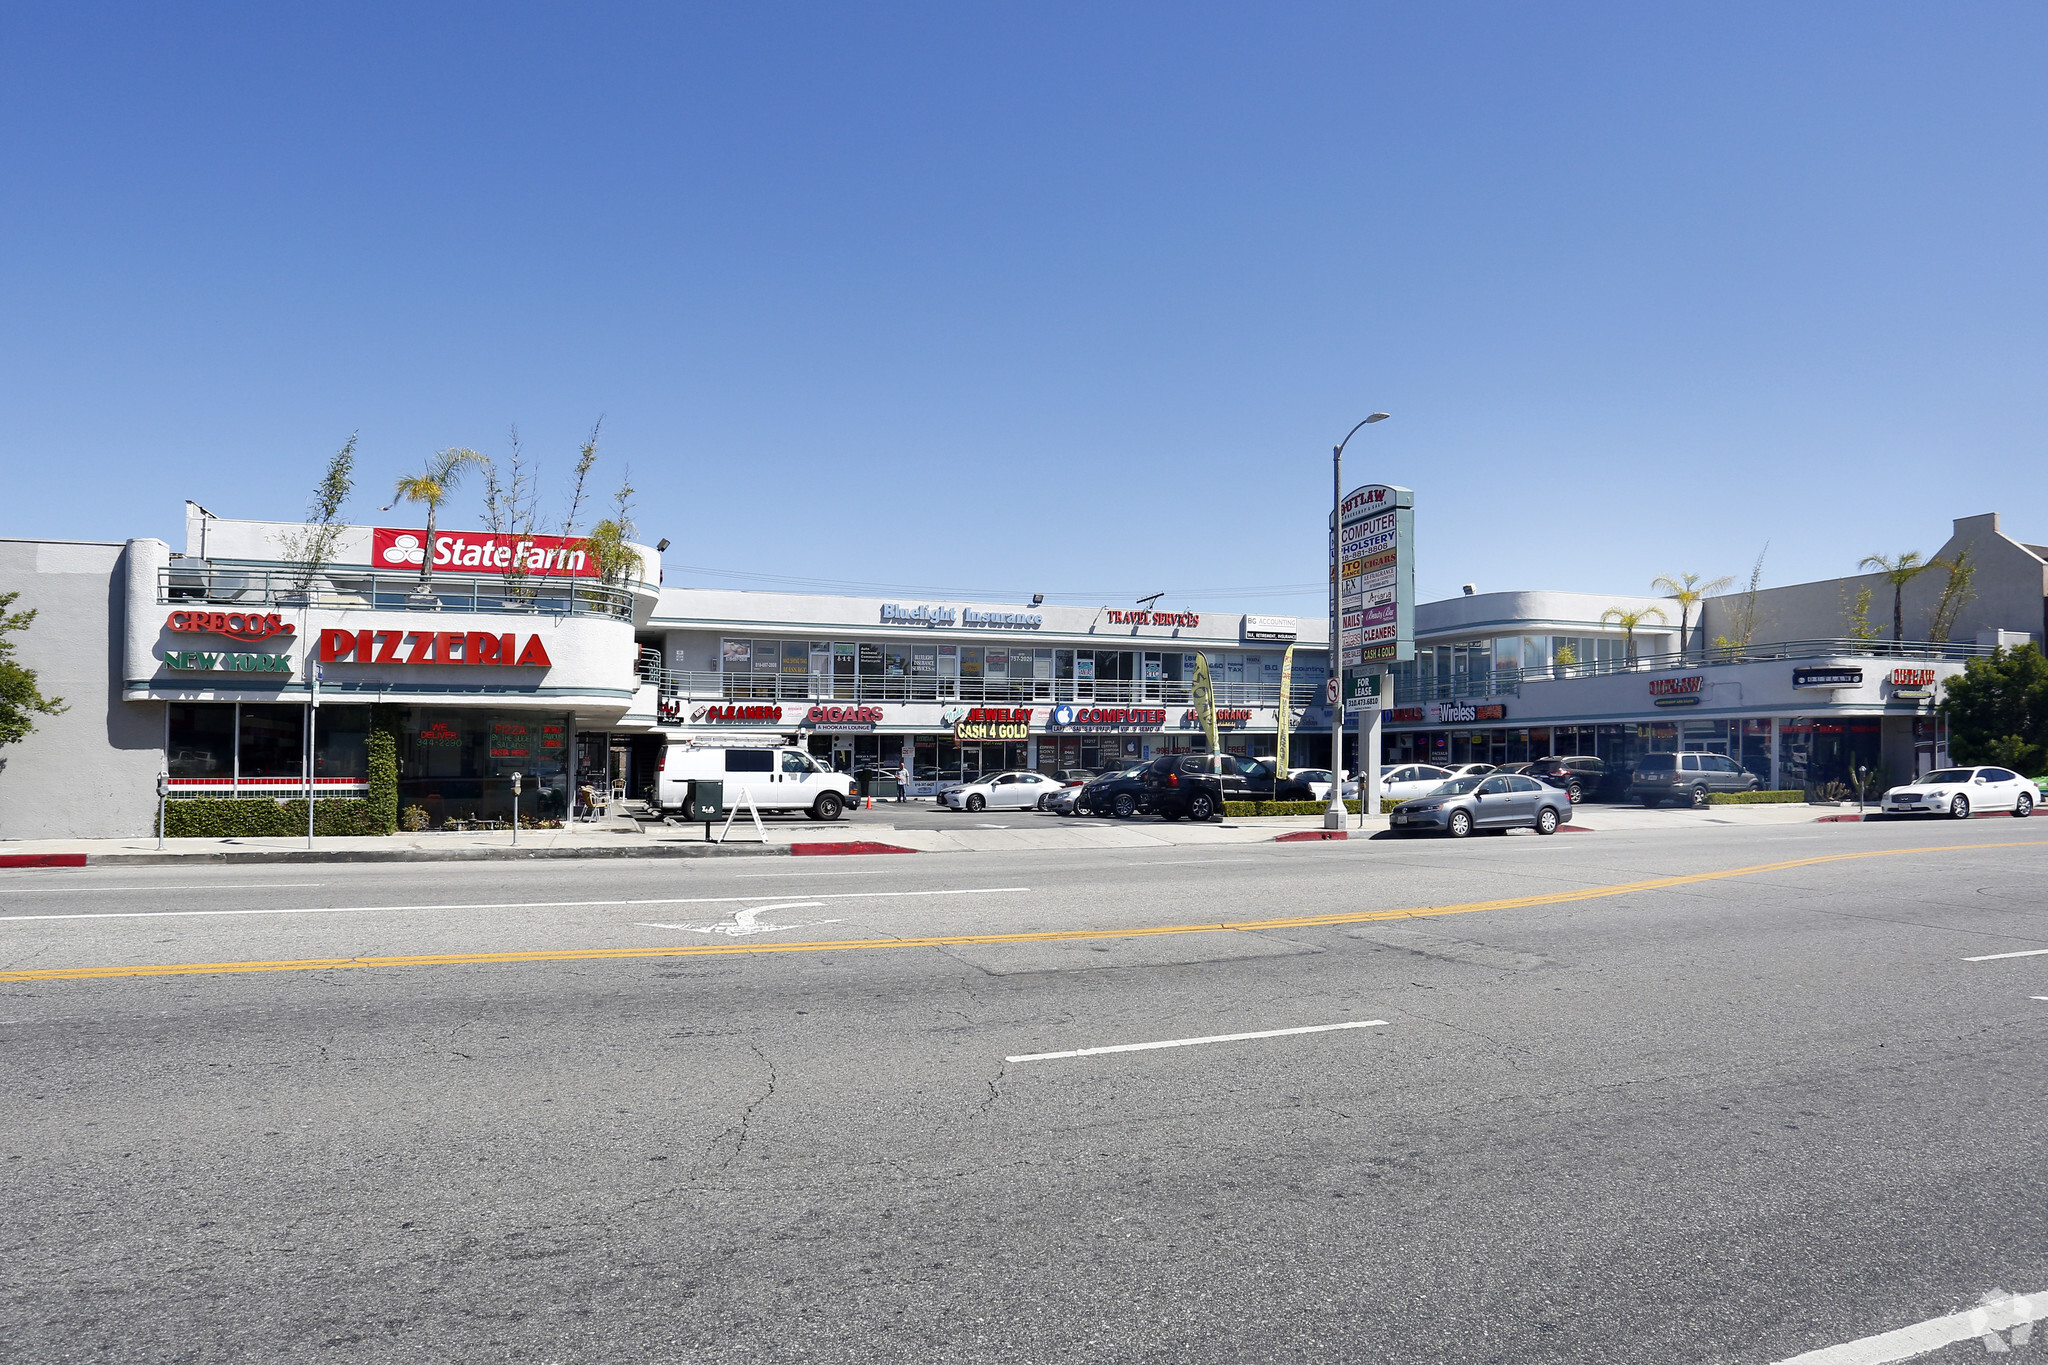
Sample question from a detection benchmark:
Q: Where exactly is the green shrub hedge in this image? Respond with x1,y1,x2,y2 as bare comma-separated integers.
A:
1224,799,1366,818
1706,790,1807,805
162,798,386,838
367,706,401,834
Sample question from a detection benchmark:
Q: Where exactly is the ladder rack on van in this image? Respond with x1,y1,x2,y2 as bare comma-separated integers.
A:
666,732,786,749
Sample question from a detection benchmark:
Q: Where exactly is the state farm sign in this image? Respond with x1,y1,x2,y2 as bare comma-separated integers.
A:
373,527,601,579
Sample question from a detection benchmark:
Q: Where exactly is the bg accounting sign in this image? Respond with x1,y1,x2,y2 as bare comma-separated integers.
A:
954,707,1032,741
317,630,553,666
374,527,601,579
1650,675,1705,707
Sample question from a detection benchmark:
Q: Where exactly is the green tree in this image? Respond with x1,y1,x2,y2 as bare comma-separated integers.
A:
1652,571,1733,661
278,433,357,595
1942,644,2048,774
1600,605,1667,666
1927,546,1977,643
1841,584,1879,641
0,592,67,746
1858,550,1948,644
385,447,487,594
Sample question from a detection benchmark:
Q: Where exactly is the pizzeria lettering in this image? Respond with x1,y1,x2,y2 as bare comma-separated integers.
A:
317,630,553,667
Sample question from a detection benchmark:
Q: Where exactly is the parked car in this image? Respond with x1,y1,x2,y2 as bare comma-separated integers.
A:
1525,756,1608,803
1389,773,1571,838
1037,770,1096,810
939,770,1061,812
1443,763,1497,780
1494,762,1534,775
656,743,855,821
1879,766,2036,819
1140,753,1250,821
1076,764,1151,818
1379,764,1457,803
1630,752,1760,807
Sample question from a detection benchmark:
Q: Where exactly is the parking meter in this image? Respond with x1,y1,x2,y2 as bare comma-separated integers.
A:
155,771,169,850
510,771,523,844
510,771,523,797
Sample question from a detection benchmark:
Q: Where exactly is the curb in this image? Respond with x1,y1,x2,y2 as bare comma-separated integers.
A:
55,844,792,867
789,842,920,856
0,854,87,869
1275,830,1347,842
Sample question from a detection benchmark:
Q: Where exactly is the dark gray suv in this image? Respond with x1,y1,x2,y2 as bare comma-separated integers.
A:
1631,752,1760,807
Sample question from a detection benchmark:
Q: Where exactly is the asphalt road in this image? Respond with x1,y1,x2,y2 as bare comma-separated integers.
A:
3,820,2045,1363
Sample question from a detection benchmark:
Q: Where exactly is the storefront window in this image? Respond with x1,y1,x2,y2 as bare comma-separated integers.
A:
398,709,573,827
315,706,370,779
238,705,304,779
167,703,234,778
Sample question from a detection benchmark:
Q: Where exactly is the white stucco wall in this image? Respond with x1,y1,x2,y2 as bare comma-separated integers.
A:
0,539,166,841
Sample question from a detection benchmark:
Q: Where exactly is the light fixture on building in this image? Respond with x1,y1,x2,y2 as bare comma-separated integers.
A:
1461,583,1477,596
1030,593,1043,606
656,538,671,552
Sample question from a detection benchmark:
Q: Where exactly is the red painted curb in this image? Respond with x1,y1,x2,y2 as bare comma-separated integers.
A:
1560,825,1594,833
1275,830,1347,841
0,854,87,868
1823,810,2032,823
789,841,919,856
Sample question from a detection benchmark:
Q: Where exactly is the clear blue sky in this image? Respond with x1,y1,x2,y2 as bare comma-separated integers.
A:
3,4,2043,614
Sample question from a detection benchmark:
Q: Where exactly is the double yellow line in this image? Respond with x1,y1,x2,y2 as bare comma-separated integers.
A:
3,840,2041,983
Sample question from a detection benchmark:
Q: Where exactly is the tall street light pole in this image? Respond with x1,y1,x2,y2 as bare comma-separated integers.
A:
1328,412,1390,830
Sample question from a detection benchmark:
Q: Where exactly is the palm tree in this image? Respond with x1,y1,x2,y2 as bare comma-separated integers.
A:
1601,605,1668,668
1858,551,1949,645
385,448,487,595
1651,572,1734,662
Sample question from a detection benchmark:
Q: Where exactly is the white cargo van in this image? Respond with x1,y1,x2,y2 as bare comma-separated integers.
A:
656,740,855,821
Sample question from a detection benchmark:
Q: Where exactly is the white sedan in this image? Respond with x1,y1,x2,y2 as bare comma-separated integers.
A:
938,770,1060,812
1380,764,1457,803
1880,766,2035,819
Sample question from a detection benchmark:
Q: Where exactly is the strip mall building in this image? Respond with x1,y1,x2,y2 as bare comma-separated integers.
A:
1,506,2041,839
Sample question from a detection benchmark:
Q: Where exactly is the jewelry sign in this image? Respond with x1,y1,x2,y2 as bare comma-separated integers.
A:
1333,483,1414,702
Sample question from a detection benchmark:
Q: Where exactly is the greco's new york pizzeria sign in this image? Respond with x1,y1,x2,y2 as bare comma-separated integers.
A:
317,629,553,666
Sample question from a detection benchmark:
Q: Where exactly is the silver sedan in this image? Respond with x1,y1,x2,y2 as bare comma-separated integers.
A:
1388,773,1571,838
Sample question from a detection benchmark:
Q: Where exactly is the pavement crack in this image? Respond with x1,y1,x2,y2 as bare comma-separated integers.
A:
978,1061,1007,1117
1393,1004,1531,1057
711,1042,777,1173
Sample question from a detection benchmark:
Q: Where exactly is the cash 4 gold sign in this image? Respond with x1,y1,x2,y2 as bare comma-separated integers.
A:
953,707,1031,741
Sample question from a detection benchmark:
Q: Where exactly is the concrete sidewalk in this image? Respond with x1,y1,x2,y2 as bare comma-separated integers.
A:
0,799,1840,866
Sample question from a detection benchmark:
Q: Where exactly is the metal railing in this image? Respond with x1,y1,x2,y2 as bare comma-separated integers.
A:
1390,636,1995,706
161,558,635,619
632,662,1329,709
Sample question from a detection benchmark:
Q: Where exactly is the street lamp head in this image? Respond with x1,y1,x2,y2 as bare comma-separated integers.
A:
1365,412,1390,423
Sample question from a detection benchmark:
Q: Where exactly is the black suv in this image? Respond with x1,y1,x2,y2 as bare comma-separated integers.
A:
1077,765,1151,819
1525,755,1608,803
1141,753,1252,821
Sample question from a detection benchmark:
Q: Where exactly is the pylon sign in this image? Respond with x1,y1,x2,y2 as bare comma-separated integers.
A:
1332,483,1413,701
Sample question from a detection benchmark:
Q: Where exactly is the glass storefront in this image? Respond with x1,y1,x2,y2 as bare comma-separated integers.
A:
167,702,371,781
398,708,572,825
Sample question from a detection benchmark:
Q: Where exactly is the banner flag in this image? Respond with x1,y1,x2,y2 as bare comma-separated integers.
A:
1275,645,1295,766
1193,653,1221,754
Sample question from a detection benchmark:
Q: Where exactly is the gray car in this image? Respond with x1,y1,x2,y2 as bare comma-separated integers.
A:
1629,751,1760,807
1388,773,1570,838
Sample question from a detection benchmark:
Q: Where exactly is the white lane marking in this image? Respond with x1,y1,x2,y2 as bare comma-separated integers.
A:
1963,947,2048,962
0,886,1030,924
2033,997,2048,1002
0,883,328,895
1133,859,1256,867
1769,1287,2046,1363
731,869,897,878
637,902,845,937
1008,1019,1389,1064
